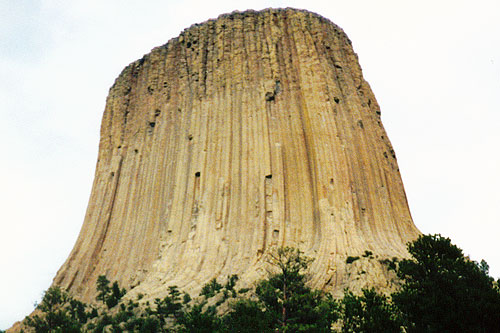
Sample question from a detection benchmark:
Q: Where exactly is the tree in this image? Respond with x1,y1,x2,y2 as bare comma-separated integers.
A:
177,302,221,333
96,275,111,305
257,247,311,328
106,281,126,308
392,234,500,332
24,286,91,333
200,278,223,298
341,288,402,333
224,274,239,298
95,275,126,309
151,285,184,331
222,298,274,332
227,247,340,332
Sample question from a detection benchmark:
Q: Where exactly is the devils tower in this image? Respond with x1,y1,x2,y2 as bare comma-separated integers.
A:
53,8,420,302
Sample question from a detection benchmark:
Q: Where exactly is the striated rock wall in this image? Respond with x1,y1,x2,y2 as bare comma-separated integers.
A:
53,8,419,302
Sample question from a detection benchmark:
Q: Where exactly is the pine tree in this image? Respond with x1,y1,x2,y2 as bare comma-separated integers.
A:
393,234,500,332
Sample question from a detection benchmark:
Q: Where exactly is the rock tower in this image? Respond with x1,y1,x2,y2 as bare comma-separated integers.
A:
54,8,420,302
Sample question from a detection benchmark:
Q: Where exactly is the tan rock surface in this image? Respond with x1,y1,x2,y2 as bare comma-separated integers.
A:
53,8,420,302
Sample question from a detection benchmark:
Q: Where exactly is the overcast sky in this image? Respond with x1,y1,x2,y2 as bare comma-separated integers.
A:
1,0,499,329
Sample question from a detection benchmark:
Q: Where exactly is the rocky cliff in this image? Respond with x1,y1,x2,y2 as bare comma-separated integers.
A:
53,8,420,302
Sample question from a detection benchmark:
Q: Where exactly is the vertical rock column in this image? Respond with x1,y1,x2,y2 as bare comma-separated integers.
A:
54,8,419,301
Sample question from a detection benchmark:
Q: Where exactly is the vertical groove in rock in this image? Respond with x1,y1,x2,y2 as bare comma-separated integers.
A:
54,8,420,302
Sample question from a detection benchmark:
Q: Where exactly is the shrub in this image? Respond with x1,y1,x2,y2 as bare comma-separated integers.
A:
346,256,360,264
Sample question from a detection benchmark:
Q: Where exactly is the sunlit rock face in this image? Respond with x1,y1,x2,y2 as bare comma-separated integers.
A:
54,8,420,302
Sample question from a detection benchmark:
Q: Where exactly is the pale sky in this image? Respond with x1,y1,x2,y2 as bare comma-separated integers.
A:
1,0,499,329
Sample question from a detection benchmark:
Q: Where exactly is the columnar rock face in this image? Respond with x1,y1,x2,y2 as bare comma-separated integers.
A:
54,8,420,302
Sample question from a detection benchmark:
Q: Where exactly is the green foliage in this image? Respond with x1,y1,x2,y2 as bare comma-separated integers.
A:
362,250,373,258
345,256,359,264
200,278,223,298
152,285,184,328
182,292,191,304
222,299,273,332
92,298,157,332
91,313,112,332
238,287,251,294
95,275,126,309
106,281,126,308
23,239,500,332
95,275,110,305
24,286,93,333
177,302,221,333
245,247,339,332
341,288,402,333
137,316,162,332
392,234,500,332
380,257,398,272
268,246,314,277
224,274,239,298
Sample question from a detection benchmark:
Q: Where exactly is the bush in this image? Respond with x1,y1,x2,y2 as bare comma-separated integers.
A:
200,278,223,298
222,299,273,332
346,256,360,264
177,302,221,333
342,288,402,333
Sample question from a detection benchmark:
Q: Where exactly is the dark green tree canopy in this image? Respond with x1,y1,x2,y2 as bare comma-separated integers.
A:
393,234,500,332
